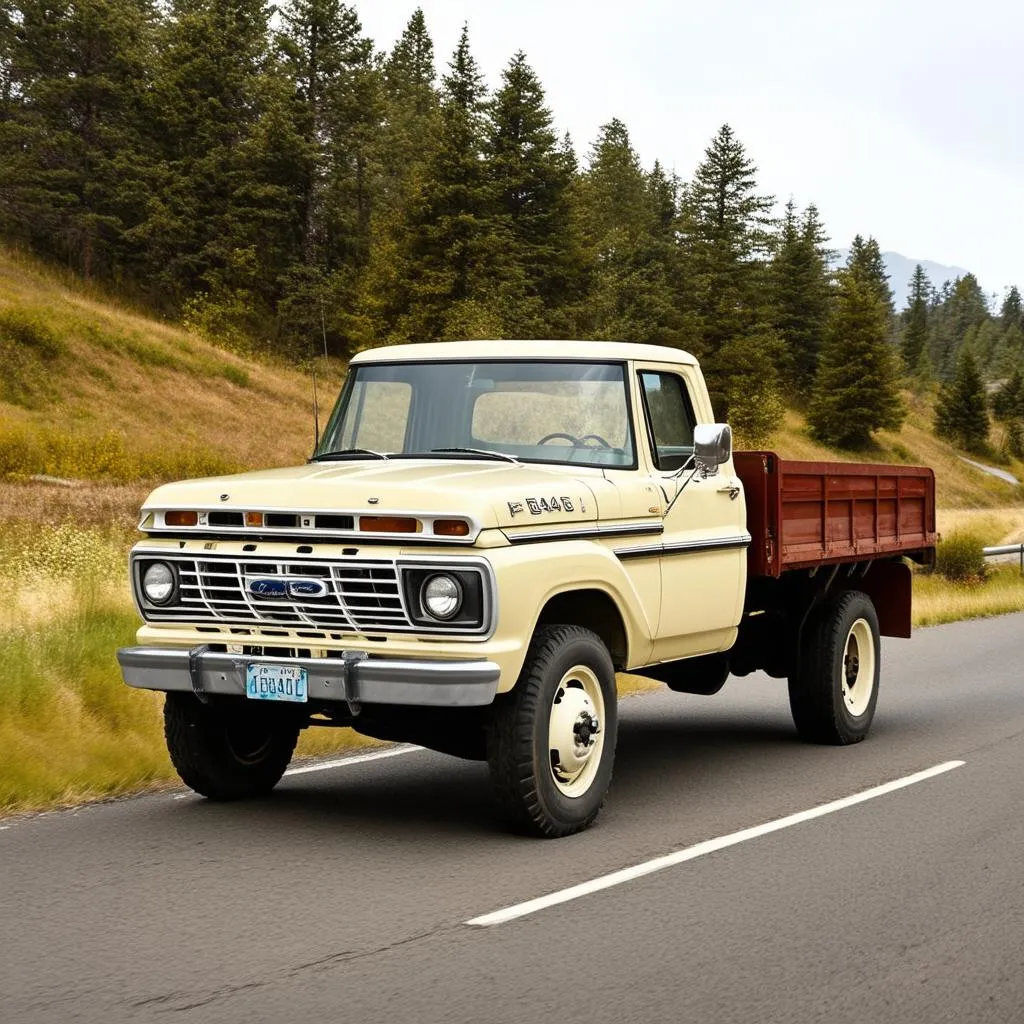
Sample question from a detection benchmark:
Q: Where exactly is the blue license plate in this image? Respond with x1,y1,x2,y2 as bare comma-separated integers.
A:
245,664,308,703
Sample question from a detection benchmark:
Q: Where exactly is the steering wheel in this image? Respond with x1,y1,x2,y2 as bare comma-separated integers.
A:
537,432,581,445
579,433,612,448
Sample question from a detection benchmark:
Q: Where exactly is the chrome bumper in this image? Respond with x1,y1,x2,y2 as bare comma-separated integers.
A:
117,646,501,708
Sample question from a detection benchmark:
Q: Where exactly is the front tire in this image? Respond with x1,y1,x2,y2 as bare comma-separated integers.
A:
788,590,880,745
164,693,300,800
487,625,618,837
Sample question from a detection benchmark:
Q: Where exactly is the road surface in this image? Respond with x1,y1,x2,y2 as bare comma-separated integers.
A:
3,613,1024,1023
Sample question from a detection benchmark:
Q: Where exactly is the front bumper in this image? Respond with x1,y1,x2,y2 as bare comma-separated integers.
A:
117,647,501,708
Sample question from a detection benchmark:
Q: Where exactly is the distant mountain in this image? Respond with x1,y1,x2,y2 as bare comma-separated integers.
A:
834,250,971,309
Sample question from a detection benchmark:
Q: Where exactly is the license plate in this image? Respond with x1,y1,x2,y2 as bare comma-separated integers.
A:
245,664,308,703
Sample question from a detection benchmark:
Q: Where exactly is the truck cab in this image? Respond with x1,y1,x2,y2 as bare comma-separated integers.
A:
119,341,935,836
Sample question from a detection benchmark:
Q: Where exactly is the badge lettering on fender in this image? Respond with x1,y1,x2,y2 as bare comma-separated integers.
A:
526,498,542,515
508,501,524,517
561,496,574,512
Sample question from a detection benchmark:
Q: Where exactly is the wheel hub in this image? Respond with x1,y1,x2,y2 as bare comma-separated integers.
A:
550,685,601,784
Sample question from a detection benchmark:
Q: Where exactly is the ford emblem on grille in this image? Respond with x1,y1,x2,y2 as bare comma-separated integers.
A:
247,577,328,599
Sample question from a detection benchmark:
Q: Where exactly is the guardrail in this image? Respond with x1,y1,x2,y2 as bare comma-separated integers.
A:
983,544,1024,573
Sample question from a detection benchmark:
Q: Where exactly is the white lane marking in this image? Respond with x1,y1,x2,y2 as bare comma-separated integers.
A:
283,744,423,777
466,759,966,927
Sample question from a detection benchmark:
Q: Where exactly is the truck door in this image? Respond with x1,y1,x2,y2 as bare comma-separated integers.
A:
633,366,748,660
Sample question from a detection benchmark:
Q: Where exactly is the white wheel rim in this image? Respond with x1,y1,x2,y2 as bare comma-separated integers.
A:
842,618,875,718
548,664,606,798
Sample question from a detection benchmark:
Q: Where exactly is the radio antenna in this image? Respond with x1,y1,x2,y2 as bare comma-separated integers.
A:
311,299,330,451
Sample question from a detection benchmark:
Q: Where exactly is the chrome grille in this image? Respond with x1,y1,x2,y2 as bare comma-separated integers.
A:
137,554,410,632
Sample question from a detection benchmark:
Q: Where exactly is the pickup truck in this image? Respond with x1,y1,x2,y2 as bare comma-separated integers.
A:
118,341,937,837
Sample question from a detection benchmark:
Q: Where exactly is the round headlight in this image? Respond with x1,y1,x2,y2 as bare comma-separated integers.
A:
142,561,176,604
421,574,462,620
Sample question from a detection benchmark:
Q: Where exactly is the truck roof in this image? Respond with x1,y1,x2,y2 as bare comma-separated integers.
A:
349,339,698,365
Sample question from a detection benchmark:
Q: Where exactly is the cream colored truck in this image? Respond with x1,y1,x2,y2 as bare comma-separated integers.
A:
118,341,937,836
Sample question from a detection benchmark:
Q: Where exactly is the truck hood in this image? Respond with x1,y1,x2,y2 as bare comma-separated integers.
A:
142,459,617,531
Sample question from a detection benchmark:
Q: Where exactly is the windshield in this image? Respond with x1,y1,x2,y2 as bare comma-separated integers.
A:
317,360,636,468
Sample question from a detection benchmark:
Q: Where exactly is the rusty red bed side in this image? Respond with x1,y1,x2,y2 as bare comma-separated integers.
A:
734,451,937,579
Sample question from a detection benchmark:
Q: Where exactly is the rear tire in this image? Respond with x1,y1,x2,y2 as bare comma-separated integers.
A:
788,590,880,745
487,625,617,838
164,693,300,800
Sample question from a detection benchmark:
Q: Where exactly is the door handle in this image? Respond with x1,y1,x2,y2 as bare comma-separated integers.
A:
717,480,741,500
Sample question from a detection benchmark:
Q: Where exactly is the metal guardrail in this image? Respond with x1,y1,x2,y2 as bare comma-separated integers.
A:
983,544,1024,573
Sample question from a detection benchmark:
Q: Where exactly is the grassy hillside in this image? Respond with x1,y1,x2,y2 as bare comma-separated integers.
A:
0,247,331,486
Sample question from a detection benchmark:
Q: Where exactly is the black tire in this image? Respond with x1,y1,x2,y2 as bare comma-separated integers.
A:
487,625,617,838
164,693,300,800
788,590,880,745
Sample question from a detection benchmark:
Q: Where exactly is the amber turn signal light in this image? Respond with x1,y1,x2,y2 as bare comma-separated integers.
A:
165,510,198,527
244,511,264,527
434,519,470,537
359,516,420,533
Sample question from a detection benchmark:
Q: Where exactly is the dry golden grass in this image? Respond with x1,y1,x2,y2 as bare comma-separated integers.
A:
0,246,342,482
913,566,1024,627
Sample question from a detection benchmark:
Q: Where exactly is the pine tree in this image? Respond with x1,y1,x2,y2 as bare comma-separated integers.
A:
681,124,775,409
807,267,904,449
376,8,439,219
901,263,931,372
1000,286,1023,333
486,51,577,336
574,120,688,347
992,367,1024,422
138,0,288,316
847,235,893,313
0,0,158,281
392,24,510,341
934,348,989,451
769,199,833,393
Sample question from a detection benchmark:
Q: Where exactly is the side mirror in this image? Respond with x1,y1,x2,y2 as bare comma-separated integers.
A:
694,423,732,476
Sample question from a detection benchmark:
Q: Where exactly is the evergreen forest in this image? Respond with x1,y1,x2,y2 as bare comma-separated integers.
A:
1,1,1021,450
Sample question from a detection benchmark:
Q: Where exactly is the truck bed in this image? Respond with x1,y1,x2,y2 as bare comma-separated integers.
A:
734,451,937,578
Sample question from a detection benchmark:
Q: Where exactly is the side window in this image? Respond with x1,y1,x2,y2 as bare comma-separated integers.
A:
639,371,696,471
340,381,412,452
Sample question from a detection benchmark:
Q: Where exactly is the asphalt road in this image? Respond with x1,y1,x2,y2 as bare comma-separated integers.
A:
3,614,1024,1024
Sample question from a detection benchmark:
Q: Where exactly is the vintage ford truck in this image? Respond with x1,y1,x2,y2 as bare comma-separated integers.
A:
119,341,937,836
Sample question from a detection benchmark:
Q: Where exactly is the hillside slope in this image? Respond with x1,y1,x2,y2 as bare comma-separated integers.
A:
0,248,337,486
0,246,1021,514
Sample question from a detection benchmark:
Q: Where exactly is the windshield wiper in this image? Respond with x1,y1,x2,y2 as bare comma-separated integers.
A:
429,447,520,464
310,448,390,462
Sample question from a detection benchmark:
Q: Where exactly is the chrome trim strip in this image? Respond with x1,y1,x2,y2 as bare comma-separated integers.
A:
117,647,500,708
614,532,752,560
504,521,665,545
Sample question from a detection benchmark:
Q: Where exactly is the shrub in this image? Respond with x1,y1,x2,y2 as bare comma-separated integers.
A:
935,530,987,583
0,305,64,359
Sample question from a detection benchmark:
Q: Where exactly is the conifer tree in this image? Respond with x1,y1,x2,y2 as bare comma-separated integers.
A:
1000,286,1023,333
0,0,158,280
376,8,439,218
934,348,989,451
575,120,688,347
846,236,893,312
769,199,833,393
486,52,577,336
683,125,775,357
992,367,1024,422
392,24,510,341
807,265,904,449
901,263,931,372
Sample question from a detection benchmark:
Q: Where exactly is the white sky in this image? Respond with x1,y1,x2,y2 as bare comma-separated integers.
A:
356,0,1023,299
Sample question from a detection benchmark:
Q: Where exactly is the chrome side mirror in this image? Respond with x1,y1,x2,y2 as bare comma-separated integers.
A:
694,423,732,476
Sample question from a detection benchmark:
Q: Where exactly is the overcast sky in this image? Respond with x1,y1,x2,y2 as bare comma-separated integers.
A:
356,0,1022,301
